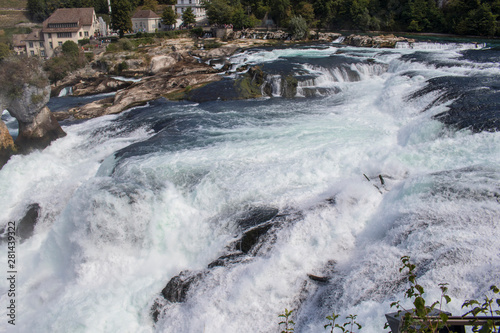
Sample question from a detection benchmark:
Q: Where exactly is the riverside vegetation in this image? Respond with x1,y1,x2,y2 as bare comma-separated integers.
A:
279,257,500,332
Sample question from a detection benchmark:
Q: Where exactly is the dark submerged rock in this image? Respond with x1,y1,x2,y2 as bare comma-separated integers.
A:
161,270,205,303
16,203,40,240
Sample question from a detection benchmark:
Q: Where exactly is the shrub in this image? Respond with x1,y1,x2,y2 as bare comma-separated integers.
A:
78,38,90,46
288,16,309,40
62,40,80,57
190,27,204,38
118,38,133,51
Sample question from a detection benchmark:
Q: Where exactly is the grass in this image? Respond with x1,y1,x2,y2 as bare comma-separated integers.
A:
0,0,26,9
0,10,29,28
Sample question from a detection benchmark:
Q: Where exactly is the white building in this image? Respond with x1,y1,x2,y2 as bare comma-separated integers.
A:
132,10,162,33
176,0,206,23
42,8,100,57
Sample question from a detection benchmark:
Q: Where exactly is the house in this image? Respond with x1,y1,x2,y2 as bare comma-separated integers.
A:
42,7,99,57
24,29,46,57
132,10,161,33
176,0,206,23
11,34,28,55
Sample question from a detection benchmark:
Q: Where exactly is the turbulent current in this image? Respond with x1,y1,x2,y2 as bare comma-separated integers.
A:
1,41,500,332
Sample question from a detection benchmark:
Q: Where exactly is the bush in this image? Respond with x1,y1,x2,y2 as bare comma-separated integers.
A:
78,38,90,46
288,16,309,40
116,61,128,74
190,27,204,38
62,40,80,57
118,38,133,51
0,42,11,60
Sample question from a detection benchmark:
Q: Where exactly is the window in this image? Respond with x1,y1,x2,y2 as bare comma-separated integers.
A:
84,31,88,37
39,42,44,47
79,32,82,37
57,32,72,38
189,0,191,3
49,42,53,49
30,50,34,55
48,33,51,38
48,23,77,28
41,50,45,56
29,42,33,48
58,41,62,46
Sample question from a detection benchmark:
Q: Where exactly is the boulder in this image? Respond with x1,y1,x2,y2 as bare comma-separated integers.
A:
149,54,181,74
343,34,413,48
0,57,66,152
16,203,40,240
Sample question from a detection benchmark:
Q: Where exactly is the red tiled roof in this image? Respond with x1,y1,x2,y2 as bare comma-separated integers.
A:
132,10,160,19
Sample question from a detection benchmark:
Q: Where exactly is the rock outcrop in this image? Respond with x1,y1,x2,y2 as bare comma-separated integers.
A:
0,57,66,153
343,34,414,48
72,76,133,96
0,119,15,169
68,57,223,118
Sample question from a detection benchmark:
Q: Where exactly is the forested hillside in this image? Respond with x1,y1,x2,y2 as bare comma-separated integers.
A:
25,0,500,36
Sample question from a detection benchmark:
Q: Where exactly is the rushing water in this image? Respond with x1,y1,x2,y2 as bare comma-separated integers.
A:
1,42,500,333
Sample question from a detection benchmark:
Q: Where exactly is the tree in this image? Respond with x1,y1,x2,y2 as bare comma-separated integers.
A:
111,0,132,38
162,6,177,27
27,0,49,22
288,15,308,39
204,0,233,25
62,40,80,57
270,0,291,26
182,7,196,27
142,0,158,11
232,5,259,29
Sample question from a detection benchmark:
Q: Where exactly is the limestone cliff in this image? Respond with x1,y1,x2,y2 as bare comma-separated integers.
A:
0,57,66,153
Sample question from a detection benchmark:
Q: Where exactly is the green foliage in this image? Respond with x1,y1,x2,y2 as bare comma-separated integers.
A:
142,0,158,11
324,312,362,333
190,27,204,38
204,0,233,25
0,42,10,60
162,6,177,26
388,256,451,333
62,40,80,57
203,40,222,49
278,308,295,333
288,15,309,40
78,38,90,46
462,285,500,332
116,60,128,74
118,38,133,50
0,57,48,98
111,0,132,38
270,0,291,26
182,7,196,27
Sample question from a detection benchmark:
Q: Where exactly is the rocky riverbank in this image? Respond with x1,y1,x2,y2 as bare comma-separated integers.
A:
54,33,417,120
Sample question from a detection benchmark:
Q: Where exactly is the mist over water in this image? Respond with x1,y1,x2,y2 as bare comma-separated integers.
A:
1,42,500,333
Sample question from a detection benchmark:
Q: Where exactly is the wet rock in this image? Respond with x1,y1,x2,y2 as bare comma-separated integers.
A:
72,77,132,96
235,223,274,253
235,207,279,231
161,270,205,303
343,34,414,48
16,203,40,240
